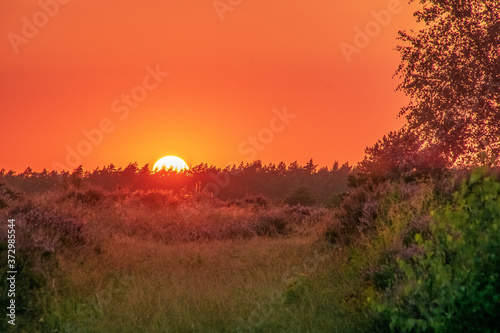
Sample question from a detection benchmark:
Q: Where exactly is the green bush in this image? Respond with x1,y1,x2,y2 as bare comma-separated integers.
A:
374,168,500,332
0,242,48,332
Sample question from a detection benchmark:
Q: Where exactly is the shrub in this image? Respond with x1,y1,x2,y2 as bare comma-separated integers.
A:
226,195,269,210
60,188,105,206
253,210,288,236
285,187,316,206
0,183,22,209
8,202,85,254
327,182,387,245
374,168,500,332
358,129,449,183
0,183,22,200
135,189,180,208
75,188,104,205
0,242,48,332
326,193,347,209
244,194,269,209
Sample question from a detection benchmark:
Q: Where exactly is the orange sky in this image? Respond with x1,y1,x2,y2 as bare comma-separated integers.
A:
0,0,421,172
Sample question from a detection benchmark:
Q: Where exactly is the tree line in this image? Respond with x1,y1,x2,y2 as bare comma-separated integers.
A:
0,159,352,205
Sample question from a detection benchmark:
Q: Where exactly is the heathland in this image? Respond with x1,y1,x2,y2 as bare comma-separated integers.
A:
1,162,499,332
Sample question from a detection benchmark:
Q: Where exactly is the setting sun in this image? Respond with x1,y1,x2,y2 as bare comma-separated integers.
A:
153,156,189,172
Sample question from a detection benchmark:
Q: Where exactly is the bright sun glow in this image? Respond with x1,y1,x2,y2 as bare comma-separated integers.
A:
153,156,189,172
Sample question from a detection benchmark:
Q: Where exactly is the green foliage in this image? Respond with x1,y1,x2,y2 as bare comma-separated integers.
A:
284,277,312,305
371,265,397,292
0,242,49,332
374,169,500,332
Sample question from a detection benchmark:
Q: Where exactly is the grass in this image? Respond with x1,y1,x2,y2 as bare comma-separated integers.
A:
44,236,368,332
0,186,372,332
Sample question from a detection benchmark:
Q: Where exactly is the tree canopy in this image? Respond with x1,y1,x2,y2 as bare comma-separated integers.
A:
396,0,500,165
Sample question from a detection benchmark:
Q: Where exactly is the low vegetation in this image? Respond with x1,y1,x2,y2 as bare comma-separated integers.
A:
0,166,499,332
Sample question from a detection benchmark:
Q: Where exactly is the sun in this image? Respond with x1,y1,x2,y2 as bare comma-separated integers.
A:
153,156,189,172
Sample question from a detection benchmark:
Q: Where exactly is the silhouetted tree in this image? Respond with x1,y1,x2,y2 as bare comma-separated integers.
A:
21,167,33,178
70,166,84,188
304,158,318,174
124,162,138,175
39,168,48,178
277,162,287,175
288,161,300,171
358,128,449,182
331,161,340,172
318,166,329,174
397,0,500,164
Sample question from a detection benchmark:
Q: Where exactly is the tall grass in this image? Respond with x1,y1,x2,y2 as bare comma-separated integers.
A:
2,185,362,332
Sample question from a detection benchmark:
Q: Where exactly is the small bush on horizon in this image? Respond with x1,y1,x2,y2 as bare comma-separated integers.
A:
226,194,270,210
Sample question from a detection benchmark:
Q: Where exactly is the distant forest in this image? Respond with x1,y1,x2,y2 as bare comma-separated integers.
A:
0,159,353,206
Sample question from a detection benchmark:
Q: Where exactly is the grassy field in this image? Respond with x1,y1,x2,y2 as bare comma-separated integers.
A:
0,186,372,332
51,237,367,333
